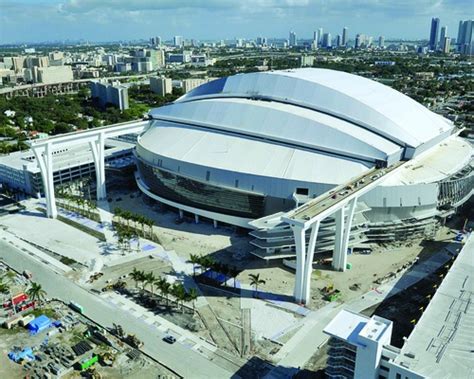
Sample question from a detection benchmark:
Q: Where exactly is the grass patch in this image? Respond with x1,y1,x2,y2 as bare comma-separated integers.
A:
60,256,78,266
25,307,57,319
36,207,106,242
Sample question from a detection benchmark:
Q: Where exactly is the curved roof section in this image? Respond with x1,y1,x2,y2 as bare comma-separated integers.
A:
137,121,371,185
178,68,453,149
149,97,402,163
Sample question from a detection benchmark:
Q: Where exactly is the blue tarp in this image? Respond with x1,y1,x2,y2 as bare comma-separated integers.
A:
27,315,51,334
8,347,35,362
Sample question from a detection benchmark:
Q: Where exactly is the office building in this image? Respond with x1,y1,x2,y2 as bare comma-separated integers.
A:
90,80,129,110
150,76,172,96
439,26,447,51
318,28,323,44
173,36,183,47
322,33,332,47
150,36,161,46
355,34,362,49
289,31,297,47
136,69,472,250
37,66,73,84
336,34,342,47
429,17,440,50
378,36,385,48
442,36,451,53
182,78,213,93
167,52,191,64
256,36,267,46
342,27,348,46
324,235,473,379
457,19,473,54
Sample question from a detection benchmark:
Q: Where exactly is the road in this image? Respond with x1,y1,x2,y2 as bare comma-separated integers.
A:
0,239,234,379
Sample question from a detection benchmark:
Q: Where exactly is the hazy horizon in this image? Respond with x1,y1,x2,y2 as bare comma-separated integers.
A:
0,0,471,44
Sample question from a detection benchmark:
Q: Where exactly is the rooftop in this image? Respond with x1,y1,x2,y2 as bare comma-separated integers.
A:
394,234,474,378
323,309,392,347
0,138,135,173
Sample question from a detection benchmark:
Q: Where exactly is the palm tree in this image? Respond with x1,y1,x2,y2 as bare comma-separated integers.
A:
172,284,186,312
187,254,201,277
161,281,171,305
144,272,156,294
248,273,266,297
187,288,198,313
130,267,144,289
27,282,47,306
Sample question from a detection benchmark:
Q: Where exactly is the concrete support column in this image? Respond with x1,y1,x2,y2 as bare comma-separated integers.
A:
89,132,106,200
32,143,57,218
333,207,345,271
332,197,357,271
194,214,199,224
292,225,307,303
302,220,320,304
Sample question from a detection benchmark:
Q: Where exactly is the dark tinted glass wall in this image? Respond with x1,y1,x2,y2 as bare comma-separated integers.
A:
137,159,265,219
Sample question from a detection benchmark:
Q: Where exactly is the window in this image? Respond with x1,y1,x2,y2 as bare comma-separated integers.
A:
235,179,239,188
296,187,309,196
396,373,401,379
205,171,210,181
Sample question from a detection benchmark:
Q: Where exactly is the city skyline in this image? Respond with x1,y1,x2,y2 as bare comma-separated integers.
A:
0,0,471,44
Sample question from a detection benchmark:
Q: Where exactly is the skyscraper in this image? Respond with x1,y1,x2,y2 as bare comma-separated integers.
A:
336,34,342,47
378,36,385,48
322,33,331,48
173,36,183,47
318,28,323,44
457,20,464,44
429,17,440,50
289,31,297,47
342,27,348,46
439,26,447,51
442,37,451,53
355,34,362,49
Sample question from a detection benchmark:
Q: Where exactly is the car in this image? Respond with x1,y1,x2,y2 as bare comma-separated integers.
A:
163,335,176,344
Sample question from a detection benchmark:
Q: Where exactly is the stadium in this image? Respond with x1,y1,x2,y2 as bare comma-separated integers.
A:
135,68,473,258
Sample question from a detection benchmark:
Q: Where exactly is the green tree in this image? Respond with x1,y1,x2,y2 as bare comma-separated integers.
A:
27,282,47,306
248,273,266,296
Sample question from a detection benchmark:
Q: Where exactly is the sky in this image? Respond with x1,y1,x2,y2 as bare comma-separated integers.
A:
0,0,472,44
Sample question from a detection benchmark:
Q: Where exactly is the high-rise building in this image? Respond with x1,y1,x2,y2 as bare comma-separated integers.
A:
256,36,267,46
378,35,385,48
37,65,73,84
150,36,161,46
457,20,473,54
150,76,172,97
90,80,129,110
336,34,341,47
429,17,440,50
289,31,297,47
342,27,348,46
322,33,331,48
355,34,362,49
318,28,323,44
442,36,451,53
439,26,447,50
173,36,183,47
